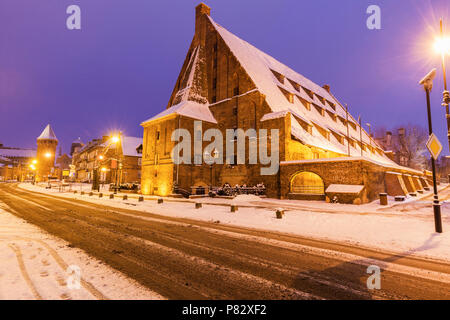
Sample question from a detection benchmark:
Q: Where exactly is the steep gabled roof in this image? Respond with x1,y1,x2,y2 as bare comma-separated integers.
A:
208,16,393,165
37,124,58,141
142,45,217,126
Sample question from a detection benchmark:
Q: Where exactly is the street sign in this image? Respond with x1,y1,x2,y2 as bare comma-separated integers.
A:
426,133,443,160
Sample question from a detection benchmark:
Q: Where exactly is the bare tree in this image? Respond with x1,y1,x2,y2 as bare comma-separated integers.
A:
374,124,428,170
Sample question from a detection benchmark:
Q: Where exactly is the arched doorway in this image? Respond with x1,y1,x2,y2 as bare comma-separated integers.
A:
290,171,324,195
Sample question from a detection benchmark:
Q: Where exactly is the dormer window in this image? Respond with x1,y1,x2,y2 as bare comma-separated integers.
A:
326,110,337,121
270,69,285,84
278,86,294,104
330,130,345,145
312,122,330,141
287,79,300,92
316,94,325,104
313,104,325,116
326,100,336,111
297,96,311,110
301,86,314,100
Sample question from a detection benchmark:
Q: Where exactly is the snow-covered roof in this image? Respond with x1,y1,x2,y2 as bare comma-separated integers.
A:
0,148,36,158
142,43,217,125
142,100,217,124
209,16,393,165
37,124,58,141
121,136,142,157
326,184,365,194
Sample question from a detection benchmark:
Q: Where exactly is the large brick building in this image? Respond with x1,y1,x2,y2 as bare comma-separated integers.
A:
141,3,428,203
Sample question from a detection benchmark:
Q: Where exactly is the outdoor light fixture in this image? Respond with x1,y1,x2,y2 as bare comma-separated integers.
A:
45,152,51,158
98,155,104,160
101,167,107,172
434,37,450,55
435,19,450,152
32,159,37,164
111,136,120,143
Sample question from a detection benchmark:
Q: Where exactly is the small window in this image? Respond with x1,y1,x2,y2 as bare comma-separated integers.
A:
213,57,218,68
270,69,285,84
287,79,300,91
156,131,160,141
213,42,218,52
302,87,314,100
233,106,237,115
212,96,217,103
212,78,217,89
233,86,239,96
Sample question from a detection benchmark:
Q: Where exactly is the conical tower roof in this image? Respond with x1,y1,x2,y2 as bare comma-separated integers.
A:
37,124,58,141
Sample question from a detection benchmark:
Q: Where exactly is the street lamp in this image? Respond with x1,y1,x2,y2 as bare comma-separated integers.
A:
45,152,52,158
419,68,443,233
435,19,450,151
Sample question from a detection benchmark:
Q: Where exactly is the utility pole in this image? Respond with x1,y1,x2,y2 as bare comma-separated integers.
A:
439,19,450,152
420,69,443,233
345,104,350,156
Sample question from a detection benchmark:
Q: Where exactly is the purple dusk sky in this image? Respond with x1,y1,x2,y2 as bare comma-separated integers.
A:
1,0,450,154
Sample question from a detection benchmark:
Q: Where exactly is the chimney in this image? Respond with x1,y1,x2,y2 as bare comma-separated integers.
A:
322,84,331,93
194,3,210,46
386,131,392,147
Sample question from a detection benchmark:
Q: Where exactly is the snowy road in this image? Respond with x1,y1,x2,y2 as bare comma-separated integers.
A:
1,183,450,299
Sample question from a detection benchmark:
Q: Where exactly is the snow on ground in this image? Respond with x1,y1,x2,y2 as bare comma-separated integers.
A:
0,201,164,300
18,183,450,263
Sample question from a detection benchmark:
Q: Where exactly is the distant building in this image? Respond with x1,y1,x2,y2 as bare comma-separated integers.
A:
36,124,58,181
72,135,142,184
70,138,84,156
55,153,72,179
375,128,426,170
0,144,36,181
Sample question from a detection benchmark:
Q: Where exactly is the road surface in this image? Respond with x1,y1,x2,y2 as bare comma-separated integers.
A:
0,183,449,300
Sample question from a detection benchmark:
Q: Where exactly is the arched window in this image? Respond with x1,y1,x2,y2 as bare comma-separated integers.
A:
290,171,324,195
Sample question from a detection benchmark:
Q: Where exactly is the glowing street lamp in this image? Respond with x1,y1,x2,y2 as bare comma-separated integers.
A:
111,135,120,144
32,159,37,165
45,152,52,158
435,19,450,151
101,167,107,172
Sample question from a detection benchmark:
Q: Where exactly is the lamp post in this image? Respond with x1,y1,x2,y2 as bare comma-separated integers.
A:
419,69,443,233
435,19,450,150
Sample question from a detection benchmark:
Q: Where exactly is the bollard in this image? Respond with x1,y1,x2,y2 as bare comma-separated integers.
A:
276,209,284,219
379,193,388,206
158,198,163,204
81,191,85,195
195,202,202,209
89,192,93,196
138,196,144,202
123,195,128,200
230,205,238,212
109,194,114,199
98,193,103,198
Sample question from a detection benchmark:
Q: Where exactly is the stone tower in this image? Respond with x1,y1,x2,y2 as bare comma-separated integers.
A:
36,124,58,181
